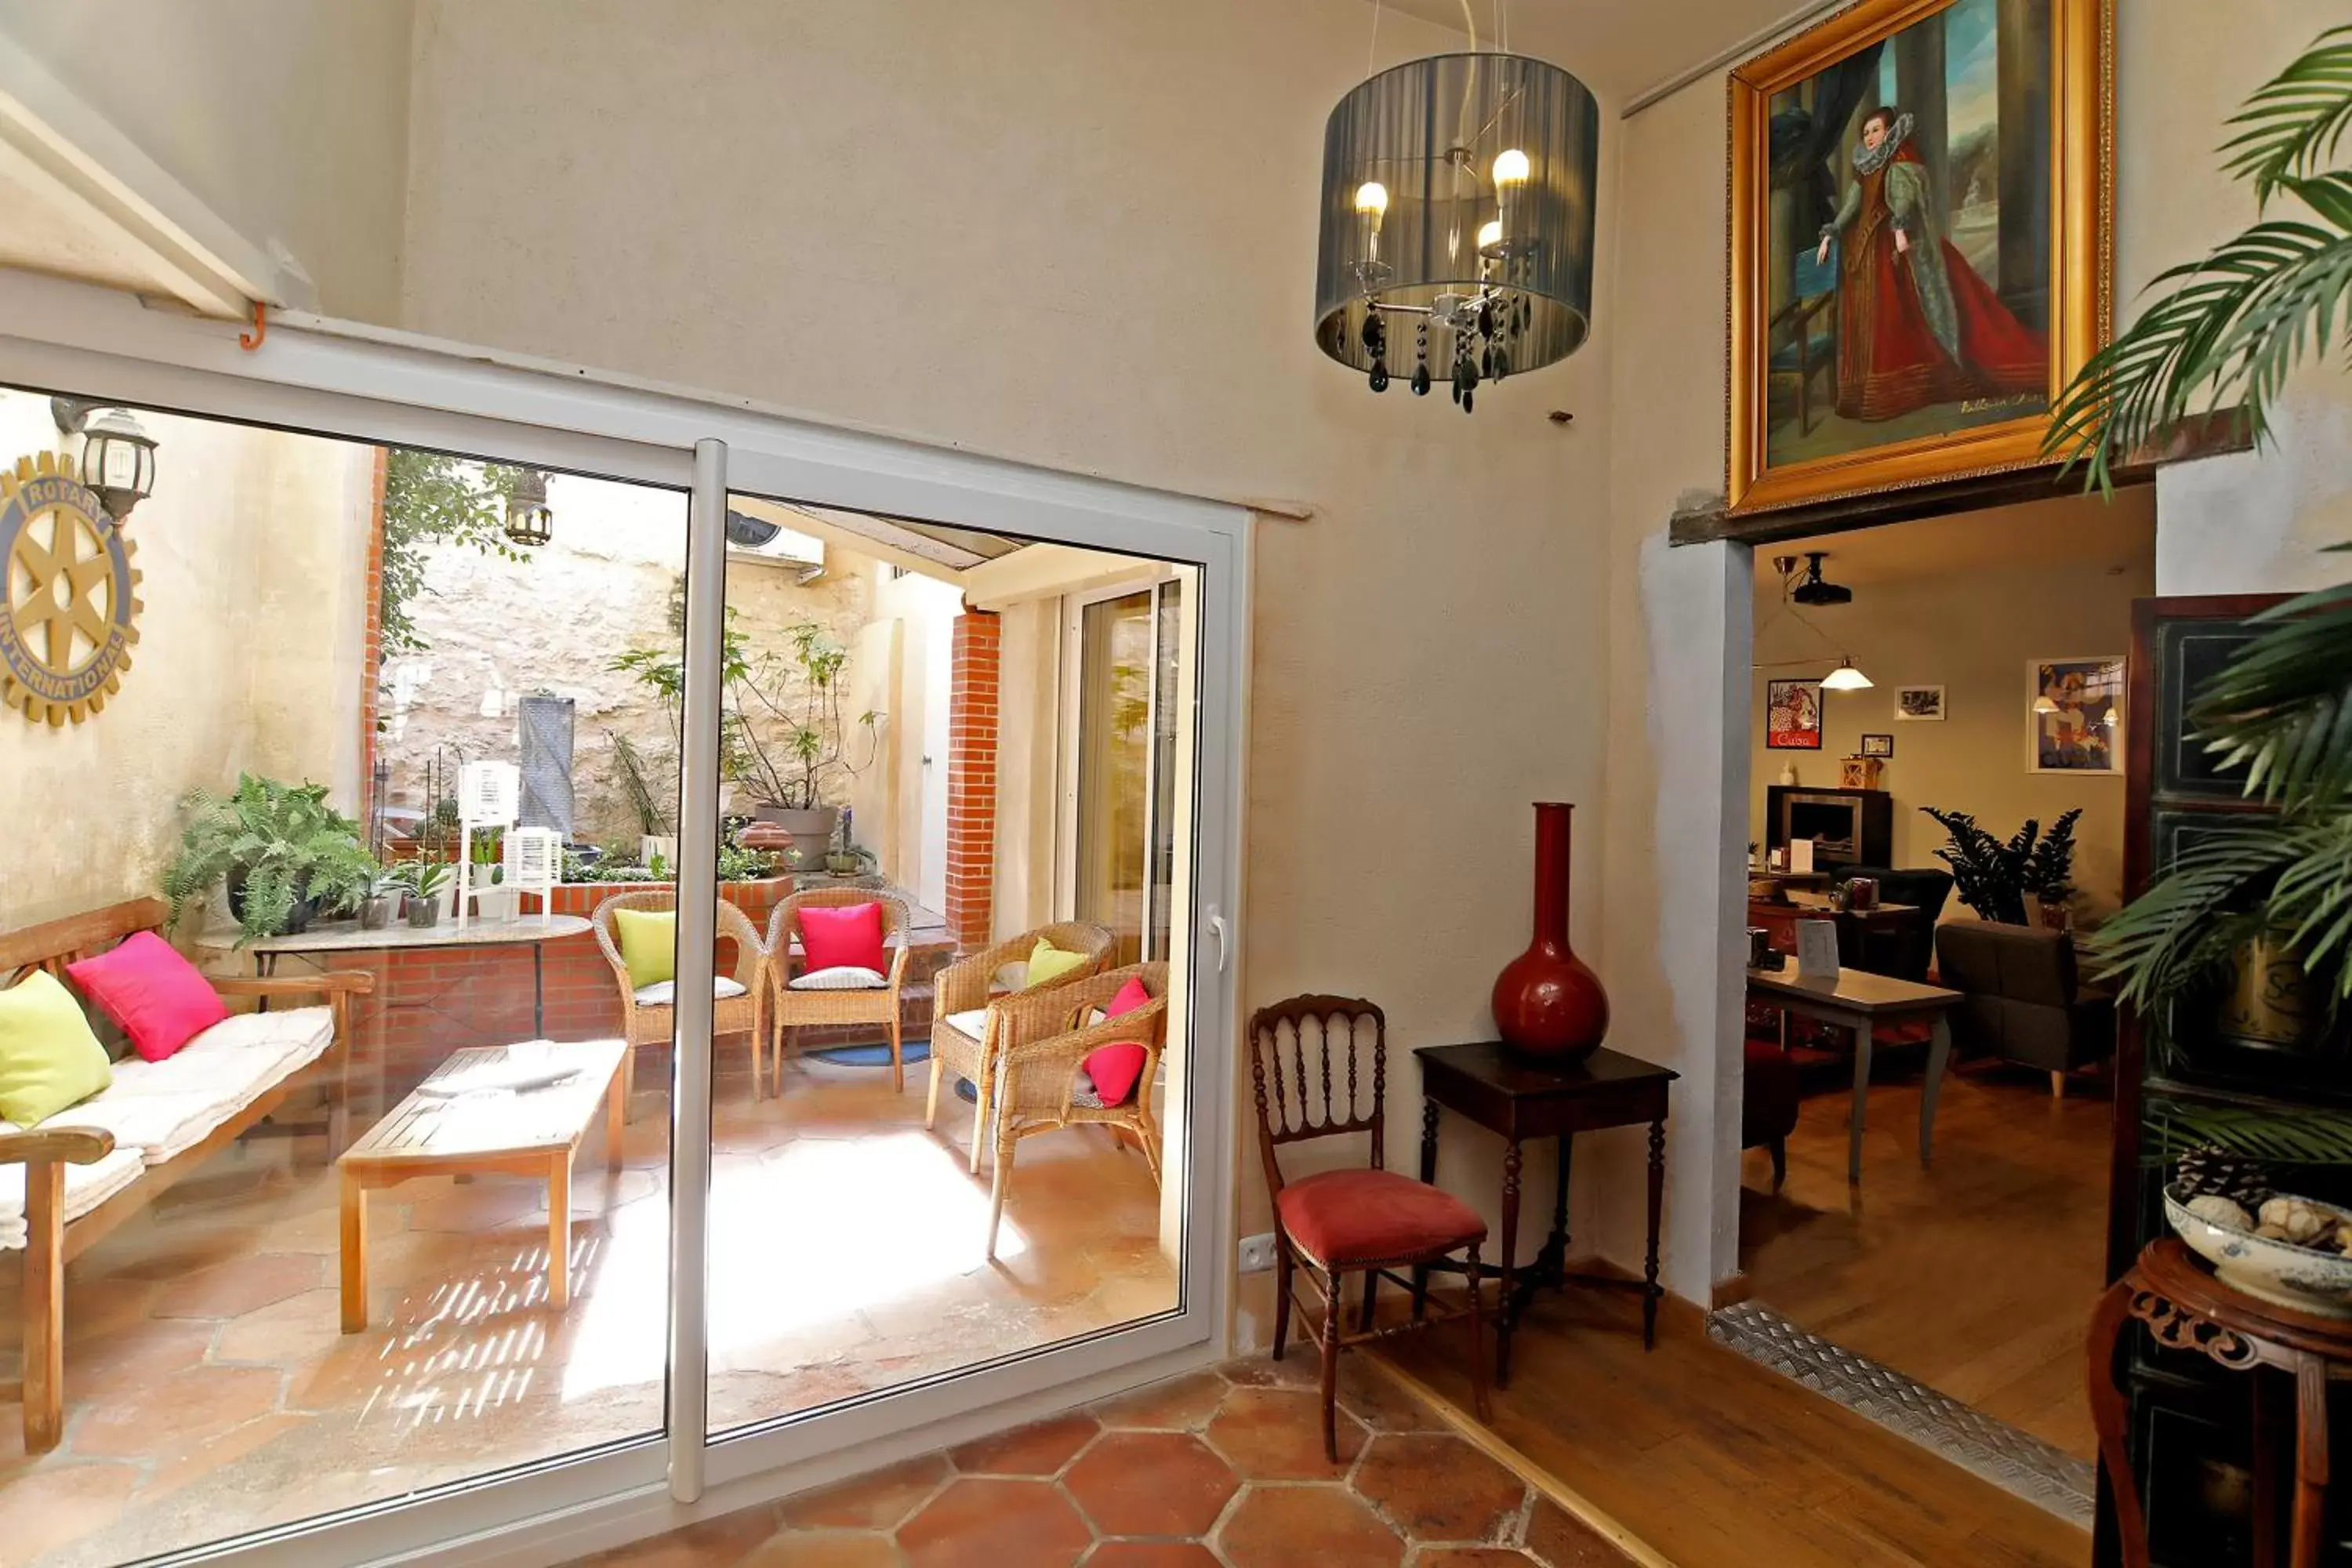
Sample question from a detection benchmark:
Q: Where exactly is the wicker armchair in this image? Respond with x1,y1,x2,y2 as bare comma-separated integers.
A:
925,921,1115,1174
765,889,913,1091
982,962,1168,1260
591,891,768,1104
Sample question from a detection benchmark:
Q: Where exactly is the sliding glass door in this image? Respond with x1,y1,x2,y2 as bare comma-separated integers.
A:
1065,579,1184,967
0,271,1243,1565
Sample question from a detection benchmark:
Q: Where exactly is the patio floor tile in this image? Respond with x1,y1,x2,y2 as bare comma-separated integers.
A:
1352,1433,1526,1543
1062,1431,1236,1537
1205,1385,1366,1478
897,1477,1091,1566
945,1412,1100,1477
1216,1485,1405,1567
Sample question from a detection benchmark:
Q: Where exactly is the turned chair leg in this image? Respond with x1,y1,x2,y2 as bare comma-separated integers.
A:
1464,1241,1493,1423
1769,1138,1788,1191
1272,1242,1295,1361
2051,1070,2066,1100
1319,1266,1344,1461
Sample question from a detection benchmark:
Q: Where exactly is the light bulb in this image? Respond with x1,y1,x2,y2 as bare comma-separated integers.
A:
1353,180,1390,218
1477,219,1503,252
1492,147,1531,187
1822,659,1873,692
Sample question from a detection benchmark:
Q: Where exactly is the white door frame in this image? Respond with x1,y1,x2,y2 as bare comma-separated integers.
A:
0,269,1250,1568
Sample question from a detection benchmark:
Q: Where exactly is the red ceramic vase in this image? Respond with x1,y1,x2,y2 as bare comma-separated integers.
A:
1491,801,1610,1060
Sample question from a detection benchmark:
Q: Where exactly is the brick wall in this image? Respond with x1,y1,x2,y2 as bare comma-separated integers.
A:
945,610,1000,953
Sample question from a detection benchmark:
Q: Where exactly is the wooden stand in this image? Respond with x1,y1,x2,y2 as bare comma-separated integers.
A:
2090,1240,2352,1567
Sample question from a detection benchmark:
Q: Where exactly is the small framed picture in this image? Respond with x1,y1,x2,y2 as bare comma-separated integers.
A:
1766,677,1824,750
1861,733,1894,757
2031,656,2125,773
1895,685,1946,722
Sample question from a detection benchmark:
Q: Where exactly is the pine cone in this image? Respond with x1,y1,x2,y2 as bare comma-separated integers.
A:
2176,1144,2274,1210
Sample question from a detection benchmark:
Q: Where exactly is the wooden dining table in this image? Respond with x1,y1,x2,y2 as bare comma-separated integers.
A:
1744,965,1961,1184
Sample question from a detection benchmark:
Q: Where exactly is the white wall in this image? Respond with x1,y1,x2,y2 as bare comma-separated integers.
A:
0,0,415,320
0,390,373,929
397,0,1616,1274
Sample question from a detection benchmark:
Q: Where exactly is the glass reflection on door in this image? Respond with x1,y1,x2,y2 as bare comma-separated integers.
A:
1074,582,1181,967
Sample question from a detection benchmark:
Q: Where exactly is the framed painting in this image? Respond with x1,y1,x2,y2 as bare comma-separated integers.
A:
1767,677,1824,750
1861,732,1895,757
2029,655,2122,773
1726,0,2111,514
1894,684,1945,720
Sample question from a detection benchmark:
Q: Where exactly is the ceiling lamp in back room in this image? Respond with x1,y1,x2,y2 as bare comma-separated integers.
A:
1313,35,1599,414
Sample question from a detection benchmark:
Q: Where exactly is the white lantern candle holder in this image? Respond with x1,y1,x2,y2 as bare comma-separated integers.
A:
503,826,562,918
455,761,521,926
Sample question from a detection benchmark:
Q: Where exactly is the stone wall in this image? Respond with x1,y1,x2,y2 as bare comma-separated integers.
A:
376,472,877,852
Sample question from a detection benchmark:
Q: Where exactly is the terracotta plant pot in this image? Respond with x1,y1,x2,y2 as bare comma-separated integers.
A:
1491,801,1610,1061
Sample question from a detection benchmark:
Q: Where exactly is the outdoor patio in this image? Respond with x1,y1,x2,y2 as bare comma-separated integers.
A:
0,1039,1176,1568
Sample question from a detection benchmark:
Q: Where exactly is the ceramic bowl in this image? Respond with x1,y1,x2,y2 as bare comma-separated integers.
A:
2164,1183,2352,1318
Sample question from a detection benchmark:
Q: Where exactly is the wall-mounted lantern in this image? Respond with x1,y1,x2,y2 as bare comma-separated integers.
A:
49,399,158,521
503,467,554,546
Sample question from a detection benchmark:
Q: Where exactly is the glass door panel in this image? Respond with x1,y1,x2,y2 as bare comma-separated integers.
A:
702,499,1195,1441
0,381,679,1564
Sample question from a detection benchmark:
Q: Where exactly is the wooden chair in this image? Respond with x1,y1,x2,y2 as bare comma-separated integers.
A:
590,891,768,1102
1250,995,1492,1460
764,889,913,1091
982,962,1168,1260
925,921,1115,1174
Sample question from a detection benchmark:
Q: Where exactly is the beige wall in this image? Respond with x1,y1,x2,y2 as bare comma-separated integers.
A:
1594,5,2352,1297
0,390,373,931
397,0,1615,1278
0,0,414,320
1749,503,2155,920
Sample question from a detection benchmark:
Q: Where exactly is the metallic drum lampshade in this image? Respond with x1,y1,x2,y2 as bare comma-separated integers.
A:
1315,53,1599,411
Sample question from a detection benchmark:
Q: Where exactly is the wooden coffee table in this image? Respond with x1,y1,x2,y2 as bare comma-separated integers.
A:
339,1039,629,1333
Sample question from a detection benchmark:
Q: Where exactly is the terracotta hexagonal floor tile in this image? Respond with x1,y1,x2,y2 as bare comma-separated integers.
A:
71,1364,285,1459
778,1454,950,1530
1205,1386,1364,1479
1093,1371,1229,1431
946,1412,1101,1476
1334,1360,1447,1433
1085,1544,1223,1566
1523,1497,1628,1567
1415,1552,1537,1567
1352,1434,1527,1544
897,1477,1092,1568
0,1459,140,1562
1064,1431,1238,1537
1217,1486,1404,1568
739,1530,902,1566
570,1511,786,1568
151,1251,323,1319
1221,1353,1319,1389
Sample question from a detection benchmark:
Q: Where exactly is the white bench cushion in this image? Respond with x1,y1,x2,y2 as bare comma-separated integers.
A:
787,966,887,992
0,1147,146,1250
56,1006,336,1166
634,977,748,1007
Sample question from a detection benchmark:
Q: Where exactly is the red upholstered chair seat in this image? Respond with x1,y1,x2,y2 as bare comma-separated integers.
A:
1275,1167,1487,1269
1742,1037,1800,1149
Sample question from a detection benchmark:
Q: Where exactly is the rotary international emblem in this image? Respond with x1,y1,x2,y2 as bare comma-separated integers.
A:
1,452,140,725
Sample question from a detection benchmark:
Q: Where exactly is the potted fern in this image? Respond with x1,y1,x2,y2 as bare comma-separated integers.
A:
162,774,379,945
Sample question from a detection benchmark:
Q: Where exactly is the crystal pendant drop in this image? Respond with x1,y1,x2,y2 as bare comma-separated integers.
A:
1411,364,1431,396
1369,359,1389,392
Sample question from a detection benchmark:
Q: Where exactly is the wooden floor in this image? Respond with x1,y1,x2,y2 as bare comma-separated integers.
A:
1740,1060,2113,1459
1382,1286,2090,1568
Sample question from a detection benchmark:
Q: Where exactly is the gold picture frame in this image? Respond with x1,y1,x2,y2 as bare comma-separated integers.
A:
1726,0,2111,515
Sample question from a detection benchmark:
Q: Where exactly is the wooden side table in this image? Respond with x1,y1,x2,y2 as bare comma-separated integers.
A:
2089,1239,2352,1567
1744,965,1958,1184
1414,1041,1677,1385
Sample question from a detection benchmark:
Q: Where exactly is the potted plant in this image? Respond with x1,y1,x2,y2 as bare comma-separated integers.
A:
468,829,520,920
2027,812,2082,930
358,871,408,931
1919,807,2083,927
401,861,455,928
162,773,379,945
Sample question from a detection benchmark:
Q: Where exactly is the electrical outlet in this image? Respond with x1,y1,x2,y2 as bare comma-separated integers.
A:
1238,1232,1277,1273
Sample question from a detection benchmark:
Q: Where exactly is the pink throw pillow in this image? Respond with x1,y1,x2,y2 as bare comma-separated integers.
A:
1082,976,1156,1106
800,902,887,975
66,931,228,1063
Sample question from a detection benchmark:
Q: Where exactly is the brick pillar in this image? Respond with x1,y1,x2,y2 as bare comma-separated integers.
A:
946,610,1000,953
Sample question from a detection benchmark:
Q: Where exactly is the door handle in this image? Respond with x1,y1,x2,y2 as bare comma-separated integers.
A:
1208,909,1230,974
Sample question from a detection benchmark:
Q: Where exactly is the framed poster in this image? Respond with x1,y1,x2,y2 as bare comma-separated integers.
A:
2030,655,2123,773
1725,0,2111,514
1861,732,1894,757
1767,677,1824,750
1894,684,1945,720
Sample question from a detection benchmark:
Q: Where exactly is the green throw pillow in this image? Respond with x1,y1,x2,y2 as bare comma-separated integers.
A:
0,971,113,1126
613,907,677,991
1023,939,1089,989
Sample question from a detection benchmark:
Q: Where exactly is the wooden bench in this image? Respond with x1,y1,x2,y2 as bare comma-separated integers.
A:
0,897,371,1454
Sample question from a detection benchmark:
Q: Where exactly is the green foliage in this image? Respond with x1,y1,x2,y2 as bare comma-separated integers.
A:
2047,25,2352,490
162,774,379,944
379,449,532,653
2090,561,2352,1022
393,859,454,900
1918,807,2080,926
2143,1101,2352,1167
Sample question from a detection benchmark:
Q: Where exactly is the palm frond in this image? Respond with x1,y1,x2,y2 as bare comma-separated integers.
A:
2144,1101,2352,1166
2220,25,2352,205
2085,819,2309,1012
2192,558,2352,808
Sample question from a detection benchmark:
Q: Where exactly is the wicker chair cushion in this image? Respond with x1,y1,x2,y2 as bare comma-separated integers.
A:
633,976,749,1007
788,966,888,992
801,902,887,974
941,1008,989,1040
1276,1168,1485,1269
1077,1044,1148,1107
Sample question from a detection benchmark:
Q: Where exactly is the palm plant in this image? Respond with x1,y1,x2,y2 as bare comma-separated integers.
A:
2046,25,2352,489
162,774,379,944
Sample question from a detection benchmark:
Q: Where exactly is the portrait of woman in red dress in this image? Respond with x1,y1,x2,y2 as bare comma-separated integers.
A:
1814,106,2047,423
